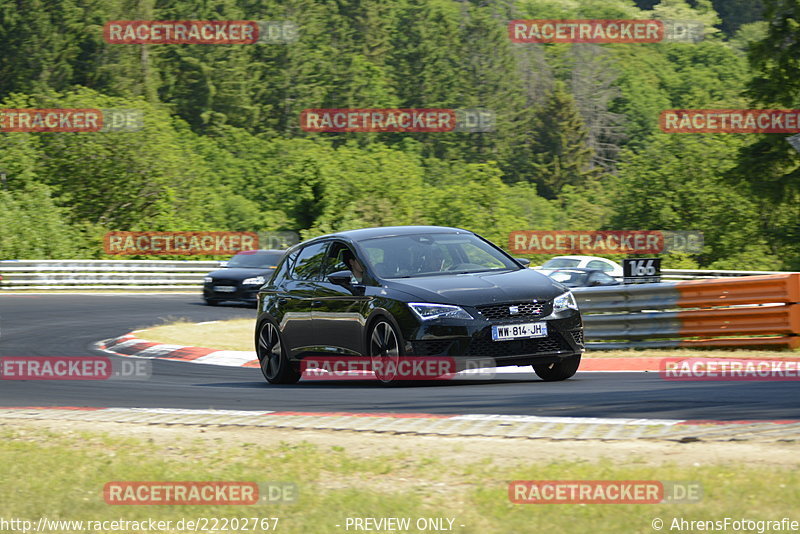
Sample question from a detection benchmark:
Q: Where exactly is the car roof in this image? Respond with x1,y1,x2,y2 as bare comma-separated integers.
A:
549,268,605,274
309,225,471,243
234,249,285,255
548,255,615,262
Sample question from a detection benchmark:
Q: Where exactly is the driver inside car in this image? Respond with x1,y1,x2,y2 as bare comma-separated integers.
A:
341,249,365,284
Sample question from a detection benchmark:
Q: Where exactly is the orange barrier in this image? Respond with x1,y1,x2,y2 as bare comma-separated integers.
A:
675,273,800,307
677,304,800,337
678,336,800,350
581,274,800,350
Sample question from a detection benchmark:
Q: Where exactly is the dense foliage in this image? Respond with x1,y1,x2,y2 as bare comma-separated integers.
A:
0,0,797,269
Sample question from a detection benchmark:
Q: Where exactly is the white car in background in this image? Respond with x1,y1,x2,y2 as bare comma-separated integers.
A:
534,255,624,278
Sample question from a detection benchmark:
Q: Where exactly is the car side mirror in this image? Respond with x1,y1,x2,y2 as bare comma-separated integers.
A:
514,257,531,267
328,270,353,287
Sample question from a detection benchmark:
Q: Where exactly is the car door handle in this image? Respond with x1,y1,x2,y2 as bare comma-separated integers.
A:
277,297,288,305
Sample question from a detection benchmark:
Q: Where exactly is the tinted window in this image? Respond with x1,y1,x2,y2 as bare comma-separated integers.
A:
359,233,517,278
542,258,581,269
321,243,354,278
227,251,284,269
321,242,369,284
549,270,588,286
590,272,616,284
290,242,329,281
587,260,613,272
271,248,299,284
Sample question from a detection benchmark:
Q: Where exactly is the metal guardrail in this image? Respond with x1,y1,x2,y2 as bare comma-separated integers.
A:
1,261,794,288
661,268,793,280
574,274,800,350
0,259,221,290
2,260,799,350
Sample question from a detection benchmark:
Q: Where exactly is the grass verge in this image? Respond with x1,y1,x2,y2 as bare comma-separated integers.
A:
1,422,798,534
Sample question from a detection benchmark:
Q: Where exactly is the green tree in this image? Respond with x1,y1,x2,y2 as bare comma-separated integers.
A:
529,81,595,199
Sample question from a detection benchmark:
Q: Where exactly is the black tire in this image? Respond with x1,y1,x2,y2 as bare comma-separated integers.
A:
256,320,300,385
533,355,581,382
205,299,222,306
368,318,404,386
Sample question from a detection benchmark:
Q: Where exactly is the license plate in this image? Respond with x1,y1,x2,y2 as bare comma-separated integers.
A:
214,286,236,293
492,322,547,341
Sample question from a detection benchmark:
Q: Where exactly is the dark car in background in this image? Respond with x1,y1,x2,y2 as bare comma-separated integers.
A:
255,226,584,385
203,249,285,306
546,268,621,288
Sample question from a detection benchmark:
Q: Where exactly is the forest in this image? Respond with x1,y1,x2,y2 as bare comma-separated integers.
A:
0,0,798,270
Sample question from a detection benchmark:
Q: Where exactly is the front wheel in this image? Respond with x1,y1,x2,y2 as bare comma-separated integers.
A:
533,355,581,382
256,321,300,384
368,318,404,385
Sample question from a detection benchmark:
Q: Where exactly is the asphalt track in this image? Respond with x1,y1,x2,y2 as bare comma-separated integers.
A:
0,294,798,420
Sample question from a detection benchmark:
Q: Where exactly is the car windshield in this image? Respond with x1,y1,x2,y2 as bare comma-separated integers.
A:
359,233,519,278
542,258,581,269
226,252,282,269
548,270,588,286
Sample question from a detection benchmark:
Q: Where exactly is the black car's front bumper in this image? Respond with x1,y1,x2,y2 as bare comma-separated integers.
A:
403,309,583,367
203,281,261,302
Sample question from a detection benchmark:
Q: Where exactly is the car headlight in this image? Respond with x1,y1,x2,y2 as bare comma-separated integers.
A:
242,276,267,286
552,291,579,312
408,303,473,321
203,277,213,283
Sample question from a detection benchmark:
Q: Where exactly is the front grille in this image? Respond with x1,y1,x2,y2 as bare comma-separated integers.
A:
465,336,564,358
213,279,240,286
476,301,548,321
411,340,453,356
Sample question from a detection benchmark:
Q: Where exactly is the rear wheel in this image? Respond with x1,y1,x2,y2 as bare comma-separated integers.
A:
533,355,581,382
368,319,403,385
257,321,300,384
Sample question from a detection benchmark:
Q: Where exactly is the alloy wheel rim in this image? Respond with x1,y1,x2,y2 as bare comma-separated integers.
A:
258,323,282,379
370,321,399,382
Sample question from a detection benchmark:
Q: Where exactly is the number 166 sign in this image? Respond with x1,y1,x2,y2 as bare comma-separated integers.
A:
623,258,661,284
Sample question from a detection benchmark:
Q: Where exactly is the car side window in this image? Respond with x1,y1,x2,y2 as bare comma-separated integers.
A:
589,272,613,284
587,260,612,272
290,242,329,281
271,249,298,284
321,243,351,278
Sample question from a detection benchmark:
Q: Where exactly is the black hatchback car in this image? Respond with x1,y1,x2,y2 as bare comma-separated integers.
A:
203,249,285,306
255,226,584,384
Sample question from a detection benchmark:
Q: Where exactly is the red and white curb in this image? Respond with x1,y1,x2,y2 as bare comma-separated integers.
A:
94,332,663,373
1,407,798,442
95,333,260,368
95,332,800,374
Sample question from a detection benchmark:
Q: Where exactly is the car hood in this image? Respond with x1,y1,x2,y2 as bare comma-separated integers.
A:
383,268,565,306
207,267,273,280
